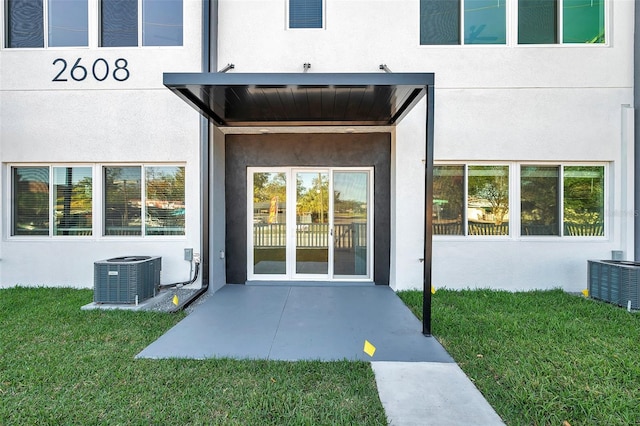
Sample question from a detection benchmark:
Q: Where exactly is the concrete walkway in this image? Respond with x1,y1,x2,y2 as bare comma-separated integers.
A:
136,284,504,424
372,362,504,425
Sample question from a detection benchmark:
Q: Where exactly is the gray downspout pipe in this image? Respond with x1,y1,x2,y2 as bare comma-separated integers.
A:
199,0,214,288
191,0,215,296
635,1,639,261
169,0,215,312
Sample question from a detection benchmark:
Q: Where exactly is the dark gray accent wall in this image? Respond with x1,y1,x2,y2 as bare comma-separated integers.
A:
225,133,391,285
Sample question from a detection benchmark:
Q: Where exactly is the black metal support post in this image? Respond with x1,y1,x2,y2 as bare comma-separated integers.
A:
423,84,435,336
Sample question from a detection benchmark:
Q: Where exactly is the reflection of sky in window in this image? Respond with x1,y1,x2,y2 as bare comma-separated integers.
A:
54,167,92,185
334,172,367,204
16,167,49,183
109,166,142,183
297,172,368,203
143,0,183,46
146,166,182,180
297,172,326,190
49,0,88,47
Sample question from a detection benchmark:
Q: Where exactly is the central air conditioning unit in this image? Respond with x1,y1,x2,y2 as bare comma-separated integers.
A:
94,256,161,304
588,260,640,310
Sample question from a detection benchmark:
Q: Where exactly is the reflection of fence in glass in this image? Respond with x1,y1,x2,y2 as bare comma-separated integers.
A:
253,223,366,248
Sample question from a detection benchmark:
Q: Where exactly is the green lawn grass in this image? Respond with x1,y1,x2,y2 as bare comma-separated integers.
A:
399,289,640,426
0,287,386,425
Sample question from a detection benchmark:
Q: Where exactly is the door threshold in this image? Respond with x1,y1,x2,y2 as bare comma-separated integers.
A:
246,280,376,287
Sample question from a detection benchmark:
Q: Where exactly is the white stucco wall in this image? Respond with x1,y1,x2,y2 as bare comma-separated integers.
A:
0,0,635,292
217,0,635,291
0,1,203,288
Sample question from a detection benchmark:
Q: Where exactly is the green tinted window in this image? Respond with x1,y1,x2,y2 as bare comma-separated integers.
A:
563,0,605,43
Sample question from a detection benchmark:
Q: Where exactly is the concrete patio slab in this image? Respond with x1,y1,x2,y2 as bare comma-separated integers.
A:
136,284,453,362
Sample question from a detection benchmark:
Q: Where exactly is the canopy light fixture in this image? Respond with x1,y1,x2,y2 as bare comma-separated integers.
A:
218,63,235,73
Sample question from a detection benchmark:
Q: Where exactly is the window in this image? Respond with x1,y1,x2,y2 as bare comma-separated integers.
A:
467,165,509,235
101,0,137,47
142,0,183,46
433,163,606,237
521,166,559,235
420,0,605,46
420,0,506,45
13,167,49,235
518,0,605,44
100,0,183,47
54,167,93,235
5,0,88,48
433,164,510,236
11,164,184,237
433,165,465,235
521,165,604,236
49,0,89,47
12,166,92,236
563,166,604,236
6,0,44,48
289,0,323,29
104,165,185,236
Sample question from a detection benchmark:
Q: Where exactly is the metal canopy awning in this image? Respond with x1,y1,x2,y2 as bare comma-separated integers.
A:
163,72,433,127
163,71,435,336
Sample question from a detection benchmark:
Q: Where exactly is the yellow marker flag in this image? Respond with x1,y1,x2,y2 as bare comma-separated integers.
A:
172,294,179,306
581,289,589,297
363,340,376,357
431,285,436,294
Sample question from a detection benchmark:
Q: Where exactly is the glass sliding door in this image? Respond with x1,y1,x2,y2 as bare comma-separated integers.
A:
333,171,369,277
248,167,372,281
295,171,330,276
250,170,287,276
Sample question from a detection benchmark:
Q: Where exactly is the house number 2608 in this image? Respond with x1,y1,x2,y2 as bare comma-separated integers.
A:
52,58,130,82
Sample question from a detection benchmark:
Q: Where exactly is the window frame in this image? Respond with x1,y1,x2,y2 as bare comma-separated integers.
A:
9,164,95,238
4,0,89,49
100,0,184,48
420,0,509,46
7,163,186,239
2,0,184,49
433,162,608,239
102,163,186,238
419,0,609,47
286,0,325,30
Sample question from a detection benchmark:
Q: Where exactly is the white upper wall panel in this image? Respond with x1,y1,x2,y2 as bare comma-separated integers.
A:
217,0,633,89
433,87,632,161
0,90,199,163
